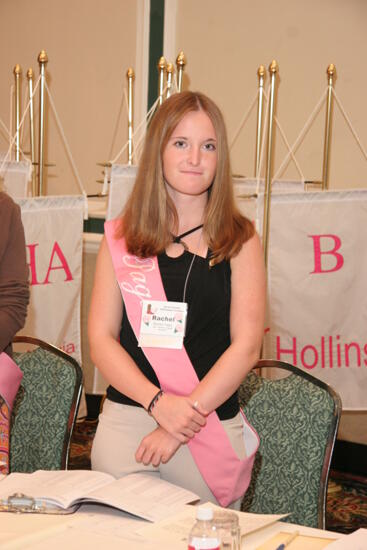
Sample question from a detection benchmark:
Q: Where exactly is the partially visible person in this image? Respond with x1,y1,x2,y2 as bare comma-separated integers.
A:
0,191,29,474
0,192,29,356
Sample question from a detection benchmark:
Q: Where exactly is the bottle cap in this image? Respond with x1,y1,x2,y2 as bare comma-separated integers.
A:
196,506,213,521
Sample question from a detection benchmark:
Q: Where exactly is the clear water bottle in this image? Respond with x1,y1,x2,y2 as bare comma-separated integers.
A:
188,506,221,550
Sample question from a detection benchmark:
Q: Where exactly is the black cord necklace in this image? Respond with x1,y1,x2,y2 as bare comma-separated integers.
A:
172,224,204,245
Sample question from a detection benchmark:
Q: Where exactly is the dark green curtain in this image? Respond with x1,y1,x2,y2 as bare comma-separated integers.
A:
148,0,165,111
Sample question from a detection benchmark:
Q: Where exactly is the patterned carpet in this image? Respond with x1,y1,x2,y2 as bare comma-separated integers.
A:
70,420,367,534
69,419,97,470
326,470,367,533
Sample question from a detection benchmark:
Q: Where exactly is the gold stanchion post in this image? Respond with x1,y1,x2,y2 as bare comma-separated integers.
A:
322,63,336,191
37,50,48,196
176,51,186,92
262,60,279,268
157,56,166,105
13,64,22,162
166,62,174,99
255,65,265,178
126,67,135,165
27,68,37,196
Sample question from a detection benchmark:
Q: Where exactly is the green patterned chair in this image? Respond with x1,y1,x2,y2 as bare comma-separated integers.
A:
239,359,341,528
10,336,83,473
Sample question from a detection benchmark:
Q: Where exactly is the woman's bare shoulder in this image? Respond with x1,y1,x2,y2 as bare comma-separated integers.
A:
231,231,264,270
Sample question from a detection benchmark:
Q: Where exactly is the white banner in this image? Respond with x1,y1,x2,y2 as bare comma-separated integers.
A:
234,178,306,235
107,164,137,220
0,158,32,198
15,196,85,364
232,176,305,196
262,190,367,409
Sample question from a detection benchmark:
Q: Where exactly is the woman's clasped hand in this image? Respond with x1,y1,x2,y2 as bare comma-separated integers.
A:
135,427,181,467
135,395,208,466
149,393,208,442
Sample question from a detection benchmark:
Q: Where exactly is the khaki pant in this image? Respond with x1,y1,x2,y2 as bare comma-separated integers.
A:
91,399,247,510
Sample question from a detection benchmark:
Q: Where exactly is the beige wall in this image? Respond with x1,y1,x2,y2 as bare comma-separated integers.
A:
2,1,365,194
174,0,367,188
0,0,140,196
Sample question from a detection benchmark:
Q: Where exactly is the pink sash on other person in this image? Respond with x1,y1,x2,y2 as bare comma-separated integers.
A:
0,352,23,474
105,219,259,506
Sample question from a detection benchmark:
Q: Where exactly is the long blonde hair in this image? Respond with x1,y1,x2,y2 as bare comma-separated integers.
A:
117,91,254,263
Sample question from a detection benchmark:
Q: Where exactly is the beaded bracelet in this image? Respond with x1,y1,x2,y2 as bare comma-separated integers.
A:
147,390,164,415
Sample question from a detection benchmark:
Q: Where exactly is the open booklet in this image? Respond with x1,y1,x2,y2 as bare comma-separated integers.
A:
0,470,199,521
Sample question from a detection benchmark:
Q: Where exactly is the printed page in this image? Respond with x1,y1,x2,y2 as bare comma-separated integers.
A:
82,473,199,521
0,470,114,510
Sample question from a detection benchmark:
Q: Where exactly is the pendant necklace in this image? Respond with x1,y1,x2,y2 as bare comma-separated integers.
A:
172,225,204,303
171,224,204,250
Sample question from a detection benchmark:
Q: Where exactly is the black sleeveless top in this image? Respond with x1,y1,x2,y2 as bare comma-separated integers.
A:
107,250,239,420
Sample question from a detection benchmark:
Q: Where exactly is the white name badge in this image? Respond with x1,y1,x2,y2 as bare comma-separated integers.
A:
138,300,188,349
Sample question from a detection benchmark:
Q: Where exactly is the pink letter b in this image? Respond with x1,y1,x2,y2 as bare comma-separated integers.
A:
309,234,344,274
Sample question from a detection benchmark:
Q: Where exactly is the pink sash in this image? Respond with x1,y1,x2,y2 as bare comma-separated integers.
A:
105,219,259,506
0,352,23,474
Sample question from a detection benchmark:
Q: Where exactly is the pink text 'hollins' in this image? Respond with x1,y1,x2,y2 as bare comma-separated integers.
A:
274,335,367,369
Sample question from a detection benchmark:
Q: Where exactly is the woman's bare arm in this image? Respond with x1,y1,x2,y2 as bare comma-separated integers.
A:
88,237,160,408
187,232,266,411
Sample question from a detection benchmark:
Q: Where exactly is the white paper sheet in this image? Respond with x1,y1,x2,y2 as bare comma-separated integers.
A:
326,528,367,549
